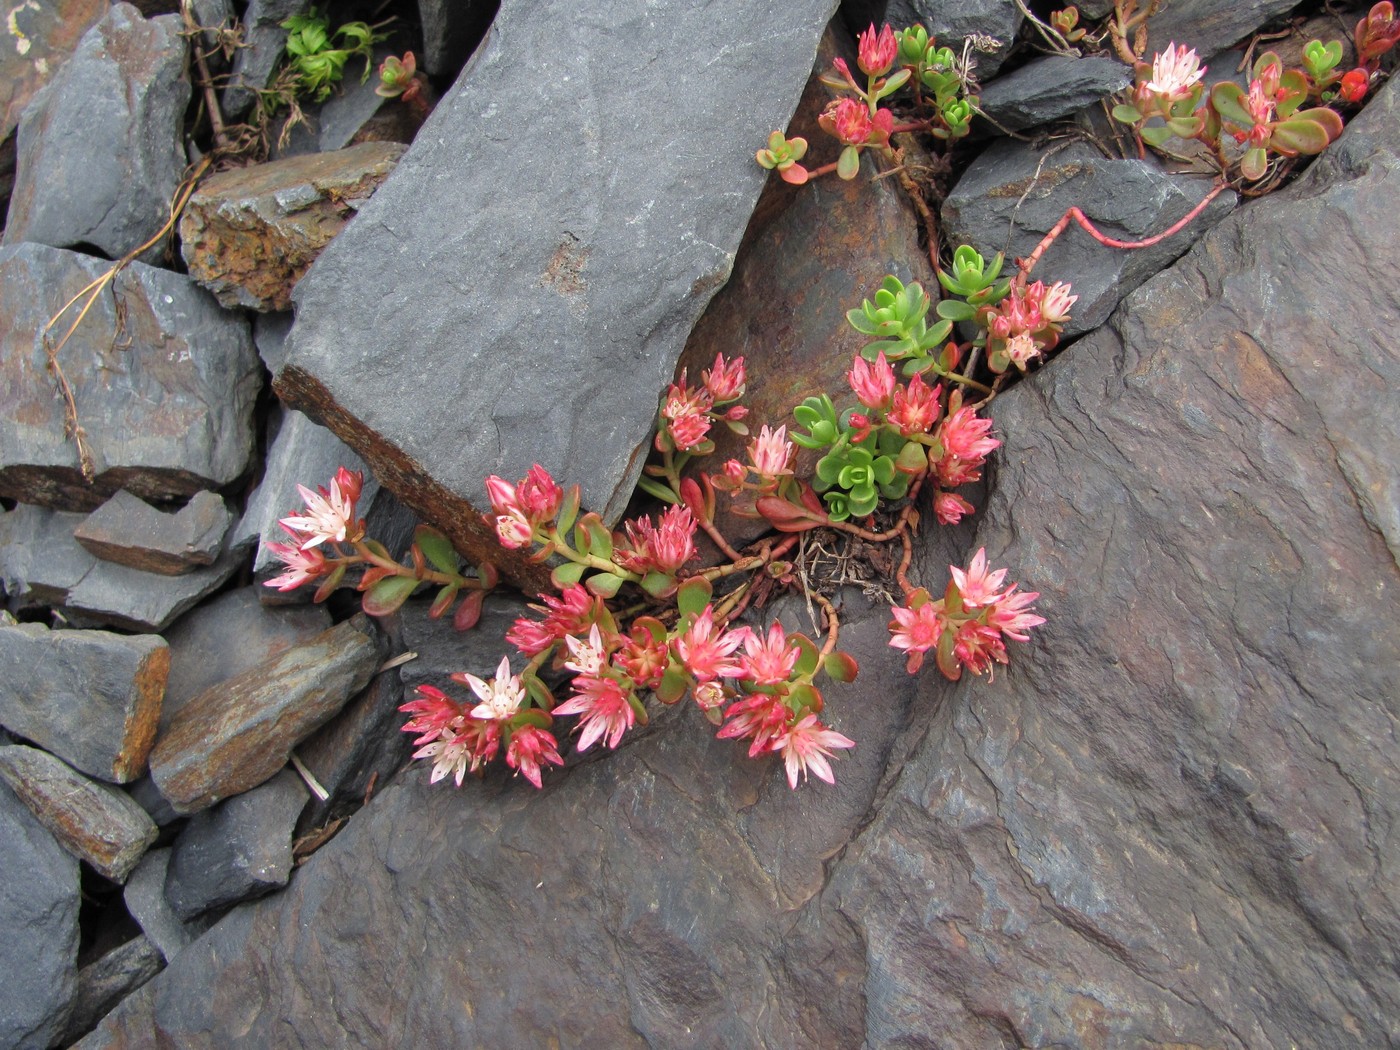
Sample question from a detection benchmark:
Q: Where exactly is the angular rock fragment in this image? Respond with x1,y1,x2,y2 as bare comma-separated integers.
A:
0,745,158,882
416,0,495,77
221,0,310,118
123,849,214,963
164,769,308,921
0,242,261,511
975,55,1132,133
149,615,384,812
61,935,163,1046
0,504,243,632
877,0,1021,76
275,0,839,588
941,138,1237,335
74,490,232,575
296,671,407,825
0,0,107,140
179,143,408,311
1145,0,1300,58
0,621,167,783
159,587,332,734
3,4,190,261
0,780,79,1050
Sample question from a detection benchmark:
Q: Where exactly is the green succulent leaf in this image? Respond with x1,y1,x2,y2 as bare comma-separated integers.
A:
414,525,459,576
361,575,419,617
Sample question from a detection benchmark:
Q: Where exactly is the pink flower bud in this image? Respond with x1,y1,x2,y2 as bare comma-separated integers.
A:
516,464,562,522
494,509,533,549
848,351,896,410
823,97,875,146
1340,67,1369,102
857,22,898,77
484,475,518,517
703,353,746,401
933,490,975,525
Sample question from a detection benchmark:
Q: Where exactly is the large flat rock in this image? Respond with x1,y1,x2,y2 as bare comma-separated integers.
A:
275,0,838,587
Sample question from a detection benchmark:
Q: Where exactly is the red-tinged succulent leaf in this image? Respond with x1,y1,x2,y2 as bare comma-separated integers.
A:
657,664,689,704
788,681,823,716
943,579,965,616
631,615,668,643
477,561,500,589
580,513,613,559
779,164,809,185
556,485,581,535
640,571,676,598
514,708,553,729
625,690,649,723
1111,103,1142,125
357,565,394,590
824,650,860,683
551,561,586,588
428,583,458,619
792,632,820,677
756,495,829,532
585,572,625,598
837,144,861,180
410,542,428,578
935,626,962,680
1209,81,1253,128
523,673,555,710
679,476,707,519
362,575,419,616
1271,109,1344,154
1140,124,1172,147
1241,145,1269,180
415,525,459,575
675,575,712,618
312,562,347,603
361,539,392,561
453,588,486,631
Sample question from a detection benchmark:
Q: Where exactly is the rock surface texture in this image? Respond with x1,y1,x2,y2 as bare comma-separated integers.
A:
75,75,1400,1050
275,0,839,587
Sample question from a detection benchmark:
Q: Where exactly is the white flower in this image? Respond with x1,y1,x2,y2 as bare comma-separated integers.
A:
1145,43,1204,98
460,656,526,721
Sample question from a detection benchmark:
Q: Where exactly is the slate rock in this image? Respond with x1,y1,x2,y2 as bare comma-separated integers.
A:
0,744,158,882
0,779,80,1049
0,0,107,140
275,0,840,590
1144,0,1299,58
252,310,294,373
296,670,408,826
0,504,243,631
74,489,233,575
0,621,167,783
941,138,1237,335
69,586,927,1047
4,4,190,262
221,0,311,119
149,615,384,813
395,591,532,698
976,54,1133,134
416,0,495,77
123,849,214,962
159,586,332,735
0,242,261,511
275,46,422,158
164,769,309,921
179,142,408,311
875,0,1021,76
61,935,164,1046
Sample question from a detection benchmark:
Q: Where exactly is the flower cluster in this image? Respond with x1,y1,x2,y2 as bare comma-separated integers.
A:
654,353,749,455
889,548,1044,679
980,275,1078,374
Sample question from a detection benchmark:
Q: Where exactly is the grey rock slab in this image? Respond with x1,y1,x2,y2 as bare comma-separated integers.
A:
415,0,495,77
61,935,164,1046
941,137,1237,335
68,587,928,1047
0,620,167,784
976,54,1133,133
221,0,311,118
252,310,293,374
0,242,261,512
4,4,190,262
1144,0,1300,58
74,489,233,575
296,670,408,827
123,848,214,962
164,769,309,921
0,779,79,1049
878,0,1021,76
148,615,384,813
0,744,158,882
274,0,839,590
0,0,108,141
159,586,332,735
0,504,243,632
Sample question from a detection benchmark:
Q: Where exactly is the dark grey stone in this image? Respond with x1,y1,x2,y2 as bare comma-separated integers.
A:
74,490,233,575
296,670,408,826
159,586,332,735
1144,0,1299,59
0,242,261,512
976,54,1133,133
3,4,189,262
0,620,167,784
941,137,1237,335
416,0,495,78
164,769,309,921
0,779,79,1049
0,744,158,882
125,775,182,828
879,0,1021,76
61,935,164,1046
221,0,311,118
0,504,243,632
0,0,107,141
274,0,839,588
123,848,213,962
252,310,293,374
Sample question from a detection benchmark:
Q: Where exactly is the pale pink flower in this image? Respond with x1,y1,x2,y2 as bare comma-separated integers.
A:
703,353,746,402
776,714,855,788
986,587,1045,643
506,615,556,657
398,684,464,747
516,464,562,521
937,403,999,462
416,728,474,787
953,621,1008,676
889,599,943,656
281,474,362,550
857,22,898,77
553,675,636,752
717,693,791,757
264,531,329,591
494,509,533,549
455,656,526,721
888,374,942,435
506,724,563,788
1005,332,1041,369
667,412,711,451
617,505,697,575
692,680,727,712
747,425,795,477
848,351,896,410
563,623,609,676
673,606,745,682
736,621,799,685
1039,281,1077,325
950,548,1010,608
1145,43,1204,98
932,491,975,526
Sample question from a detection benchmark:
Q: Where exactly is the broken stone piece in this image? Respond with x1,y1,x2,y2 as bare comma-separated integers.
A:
74,490,232,575
975,55,1133,134
0,745,158,883
123,849,213,963
60,935,163,1047
149,615,383,813
0,621,167,784
179,142,407,311
0,0,107,141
